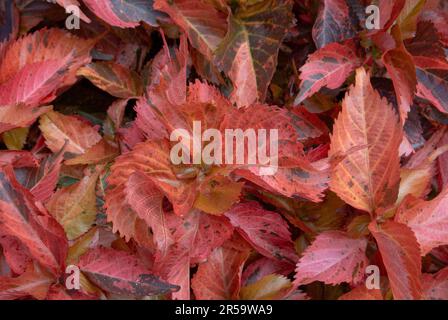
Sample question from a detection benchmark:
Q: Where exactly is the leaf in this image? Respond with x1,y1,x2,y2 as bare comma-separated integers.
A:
374,0,406,31
77,62,144,98
329,67,403,214
396,130,446,204
242,256,294,286
64,139,119,166
28,148,65,202
66,227,100,265
194,176,244,215
0,165,67,275
83,0,159,28
0,28,92,106
39,111,102,156
78,247,179,296
382,26,417,122
106,140,196,241
2,127,29,150
369,220,422,300
153,210,234,299
236,164,330,202
0,236,31,274
0,104,52,134
225,201,298,263
0,265,53,300
338,285,383,300
396,0,426,40
420,10,448,46
396,188,448,256
294,40,362,105
168,210,234,264
154,0,227,59
46,167,100,240
405,21,446,63
312,0,357,49
191,235,251,300
213,0,293,107
294,231,368,286
125,171,173,255
422,267,448,300
153,243,191,300
415,62,448,114
240,274,291,300
0,59,72,107
0,150,38,168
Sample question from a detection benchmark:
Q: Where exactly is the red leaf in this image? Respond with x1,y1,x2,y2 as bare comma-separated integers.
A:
0,104,52,134
77,62,144,98
83,0,159,28
79,247,179,296
422,267,448,300
312,0,357,49
191,235,251,300
29,148,65,202
242,257,294,286
167,210,234,264
294,231,368,286
329,67,402,214
0,151,38,168
0,59,71,106
106,140,196,240
0,265,54,300
294,40,362,105
154,0,227,59
415,62,448,114
39,111,102,156
396,188,448,256
0,236,31,274
0,28,92,106
369,220,422,300
225,201,298,264
213,0,293,107
236,164,329,202
338,285,383,300
382,26,417,122
153,243,191,300
0,165,67,275
125,171,174,255
153,210,234,299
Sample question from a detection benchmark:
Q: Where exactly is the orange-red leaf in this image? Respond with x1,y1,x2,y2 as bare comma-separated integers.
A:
191,235,251,300
396,188,448,256
154,0,227,59
77,62,144,98
225,202,298,264
294,231,368,286
338,286,383,300
39,111,102,156
369,220,422,300
0,165,67,275
329,67,403,214
422,267,448,300
79,247,179,296
294,40,362,105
